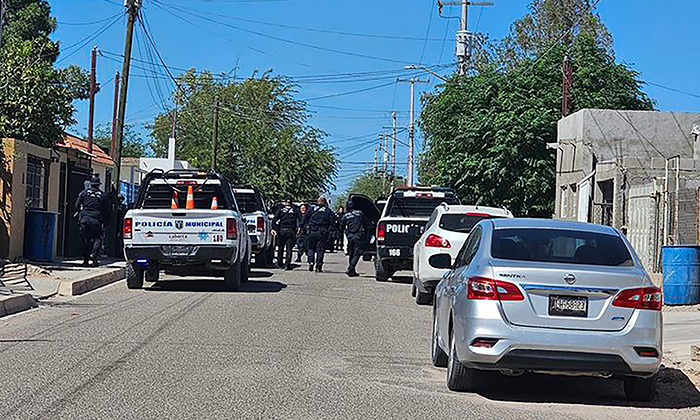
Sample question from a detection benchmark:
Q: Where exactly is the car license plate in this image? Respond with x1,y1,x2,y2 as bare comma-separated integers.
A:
163,245,191,256
549,295,588,317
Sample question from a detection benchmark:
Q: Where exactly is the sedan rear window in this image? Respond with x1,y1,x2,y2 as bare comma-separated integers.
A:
491,228,634,267
440,214,502,233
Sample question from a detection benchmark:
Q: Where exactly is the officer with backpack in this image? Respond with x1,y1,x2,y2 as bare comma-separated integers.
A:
340,199,365,277
75,175,108,266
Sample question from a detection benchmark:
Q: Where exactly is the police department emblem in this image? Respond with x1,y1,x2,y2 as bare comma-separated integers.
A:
175,220,183,230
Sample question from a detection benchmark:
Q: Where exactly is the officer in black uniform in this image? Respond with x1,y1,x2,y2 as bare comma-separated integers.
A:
273,197,298,271
75,175,108,266
301,196,333,273
340,200,364,277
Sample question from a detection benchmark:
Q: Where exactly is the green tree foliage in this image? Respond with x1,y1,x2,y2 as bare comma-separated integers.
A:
150,70,337,201
340,172,392,205
93,123,150,158
419,0,653,216
0,0,90,147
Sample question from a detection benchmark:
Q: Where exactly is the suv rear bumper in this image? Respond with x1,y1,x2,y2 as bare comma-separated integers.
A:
125,245,238,269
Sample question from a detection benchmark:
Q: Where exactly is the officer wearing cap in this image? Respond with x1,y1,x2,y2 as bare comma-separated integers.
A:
340,199,365,277
301,196,333,273
273,197,299,271
75,175,108,266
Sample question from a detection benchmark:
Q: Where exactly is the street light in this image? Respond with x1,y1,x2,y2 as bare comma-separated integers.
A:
404,65,450,82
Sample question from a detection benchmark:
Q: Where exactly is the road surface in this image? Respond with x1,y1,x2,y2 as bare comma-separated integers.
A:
1,253,698,419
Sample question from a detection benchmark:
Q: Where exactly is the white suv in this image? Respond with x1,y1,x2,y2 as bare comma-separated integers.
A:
412,204,513,305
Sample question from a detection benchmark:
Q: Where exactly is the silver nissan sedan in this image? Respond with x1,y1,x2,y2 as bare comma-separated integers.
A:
430,218,662,401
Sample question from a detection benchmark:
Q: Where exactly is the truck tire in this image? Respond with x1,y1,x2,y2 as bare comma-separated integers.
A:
224,262,242,291
374,259,390,282
145,266,160,282
415,286,433,305
241,252,250,283
126,263,144,289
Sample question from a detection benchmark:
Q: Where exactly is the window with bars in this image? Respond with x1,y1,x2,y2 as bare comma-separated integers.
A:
26,155,48,210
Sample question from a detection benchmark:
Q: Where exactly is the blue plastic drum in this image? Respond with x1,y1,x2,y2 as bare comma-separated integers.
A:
661,245,700,305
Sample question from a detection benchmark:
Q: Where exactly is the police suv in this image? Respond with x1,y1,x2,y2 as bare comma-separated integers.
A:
123,170,251,291
374,187,459,281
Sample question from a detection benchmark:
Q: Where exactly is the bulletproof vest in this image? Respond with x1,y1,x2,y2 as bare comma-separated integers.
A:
80,188,104,219
344,210,364,235
277,206,297,230
308,206,332,230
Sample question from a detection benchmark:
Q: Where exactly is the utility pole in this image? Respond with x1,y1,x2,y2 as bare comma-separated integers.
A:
373,144,378,175
397,77,428,186
212,96,219,171
86,46,97,155
109,71,120,158
438,1,493,75
114,0,141,191
382,133,389,175
561,55,572,117
391,112,397,177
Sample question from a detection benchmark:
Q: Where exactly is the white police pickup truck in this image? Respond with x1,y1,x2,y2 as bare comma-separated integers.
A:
123,170,251,291
232,186,274,267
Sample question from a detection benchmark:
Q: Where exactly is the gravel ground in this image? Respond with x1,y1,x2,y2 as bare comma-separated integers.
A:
0,253,698,419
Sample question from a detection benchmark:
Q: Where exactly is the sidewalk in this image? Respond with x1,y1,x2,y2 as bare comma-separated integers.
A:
0,259,125,318
663,305,700,387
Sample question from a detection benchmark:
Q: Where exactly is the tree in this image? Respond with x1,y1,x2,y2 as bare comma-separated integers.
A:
0,0,90,147
342,172,392,203
419,0,653,216
150,70,337,200
93,123,150,158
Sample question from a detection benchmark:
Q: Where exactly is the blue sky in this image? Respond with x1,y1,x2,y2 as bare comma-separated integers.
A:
52,0,700,194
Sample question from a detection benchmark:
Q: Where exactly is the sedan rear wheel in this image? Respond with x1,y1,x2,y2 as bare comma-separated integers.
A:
624,375,657,401
431,309,448,367
446,326,475,392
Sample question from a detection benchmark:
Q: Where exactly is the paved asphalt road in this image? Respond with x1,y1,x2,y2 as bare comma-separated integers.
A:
1,253,699,419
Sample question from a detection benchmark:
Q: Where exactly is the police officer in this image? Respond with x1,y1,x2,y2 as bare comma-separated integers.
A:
273,197,298,271
295,203,309,262
301,196,333,273
75,175,108,266
340,200,364,277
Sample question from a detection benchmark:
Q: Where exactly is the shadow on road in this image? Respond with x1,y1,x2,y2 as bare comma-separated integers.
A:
473,367,700,409
145,271,287,293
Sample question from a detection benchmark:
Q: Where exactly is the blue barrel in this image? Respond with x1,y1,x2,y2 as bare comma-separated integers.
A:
662,245,700,305
23,210,58,261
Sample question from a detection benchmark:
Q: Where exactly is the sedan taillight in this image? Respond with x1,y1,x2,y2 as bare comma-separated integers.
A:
425,233,451,248
612,287,662,310
123,217,132,240
467,276,524,301
377,222,386,243
226,218,238,240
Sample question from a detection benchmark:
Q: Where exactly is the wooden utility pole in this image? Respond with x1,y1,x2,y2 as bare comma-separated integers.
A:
86,46,98,155
109,71,120,158
114,0,141,191
562,55,573,117
211,96,219,171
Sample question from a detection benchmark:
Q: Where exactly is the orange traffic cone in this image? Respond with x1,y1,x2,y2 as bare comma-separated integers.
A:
211,196,218,210
186,185,195,209
171,191,179,209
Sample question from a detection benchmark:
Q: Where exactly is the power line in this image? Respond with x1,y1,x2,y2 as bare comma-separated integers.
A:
304,81,396,101
647,82,700,101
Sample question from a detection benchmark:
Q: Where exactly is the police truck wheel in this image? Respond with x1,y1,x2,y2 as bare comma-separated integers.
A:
145,267,159,282
240,253,250,284
374,259,389,282
224,262,242,291
126,263,144,290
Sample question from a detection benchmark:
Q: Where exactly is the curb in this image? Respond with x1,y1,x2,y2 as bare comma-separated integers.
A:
0,293,38,317
57,267,126,297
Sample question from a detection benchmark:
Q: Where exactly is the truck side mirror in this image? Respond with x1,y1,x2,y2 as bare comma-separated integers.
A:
429,254,452,269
